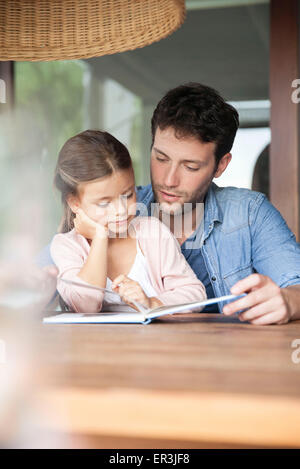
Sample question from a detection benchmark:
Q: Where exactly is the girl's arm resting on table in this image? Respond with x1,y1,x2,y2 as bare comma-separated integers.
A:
50,234,106,314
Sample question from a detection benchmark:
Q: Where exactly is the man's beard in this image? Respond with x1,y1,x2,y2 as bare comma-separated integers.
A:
150,177,211,215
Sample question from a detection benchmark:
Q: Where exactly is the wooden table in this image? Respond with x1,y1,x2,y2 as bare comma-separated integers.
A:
37,312,300,448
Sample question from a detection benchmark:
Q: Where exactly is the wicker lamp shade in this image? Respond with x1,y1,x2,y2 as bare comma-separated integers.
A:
0,0,185,61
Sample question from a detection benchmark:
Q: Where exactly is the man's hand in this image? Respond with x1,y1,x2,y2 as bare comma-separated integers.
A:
74,208,108,240
223,274,292,325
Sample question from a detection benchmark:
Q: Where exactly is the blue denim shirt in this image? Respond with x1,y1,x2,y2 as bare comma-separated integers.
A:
38,182,300,313
135,182,300,313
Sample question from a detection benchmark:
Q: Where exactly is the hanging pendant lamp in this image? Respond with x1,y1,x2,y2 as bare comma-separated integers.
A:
0,0,186,61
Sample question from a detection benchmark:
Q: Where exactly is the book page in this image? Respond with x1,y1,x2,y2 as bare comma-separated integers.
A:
43,311,148,324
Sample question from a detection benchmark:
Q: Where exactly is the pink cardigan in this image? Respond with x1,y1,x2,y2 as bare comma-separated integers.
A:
50,216,206,313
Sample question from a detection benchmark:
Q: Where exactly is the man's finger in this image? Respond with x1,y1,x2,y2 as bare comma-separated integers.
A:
238,297,281,322
223,286,270,315
249,309,287,326
231,273,265,295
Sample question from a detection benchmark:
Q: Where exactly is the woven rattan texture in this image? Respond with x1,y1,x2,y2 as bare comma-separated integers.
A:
0,0,186,61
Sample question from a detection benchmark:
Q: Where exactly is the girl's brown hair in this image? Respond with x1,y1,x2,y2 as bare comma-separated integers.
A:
54,130,132,233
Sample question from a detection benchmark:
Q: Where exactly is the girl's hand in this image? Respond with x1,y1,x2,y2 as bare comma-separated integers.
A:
111,274,150,309
73,208,108,240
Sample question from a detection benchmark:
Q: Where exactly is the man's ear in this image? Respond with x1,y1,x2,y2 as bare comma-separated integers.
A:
66,194,80,214
214,153,232,178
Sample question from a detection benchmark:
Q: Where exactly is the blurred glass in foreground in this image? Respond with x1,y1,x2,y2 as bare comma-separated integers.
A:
0,261,60,447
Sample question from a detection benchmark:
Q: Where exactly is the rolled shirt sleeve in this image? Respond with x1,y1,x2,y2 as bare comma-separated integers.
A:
250,195,300,288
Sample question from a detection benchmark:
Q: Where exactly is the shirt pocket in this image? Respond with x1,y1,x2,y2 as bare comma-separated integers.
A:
223,264,254,292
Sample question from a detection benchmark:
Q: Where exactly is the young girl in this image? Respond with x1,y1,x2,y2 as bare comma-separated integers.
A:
51,130,206,313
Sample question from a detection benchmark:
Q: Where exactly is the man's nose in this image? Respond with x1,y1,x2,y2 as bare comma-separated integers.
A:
163,165,180,188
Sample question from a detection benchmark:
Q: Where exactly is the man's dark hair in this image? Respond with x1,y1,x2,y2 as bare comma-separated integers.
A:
151,82,239,165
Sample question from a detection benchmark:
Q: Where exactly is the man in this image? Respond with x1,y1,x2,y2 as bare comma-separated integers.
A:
39,82,300,324
135,83,300,324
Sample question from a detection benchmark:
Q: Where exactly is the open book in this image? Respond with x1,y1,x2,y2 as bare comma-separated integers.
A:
43,278,246,324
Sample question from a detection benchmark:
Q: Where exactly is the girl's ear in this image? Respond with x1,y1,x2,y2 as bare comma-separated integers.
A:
66,194,80,214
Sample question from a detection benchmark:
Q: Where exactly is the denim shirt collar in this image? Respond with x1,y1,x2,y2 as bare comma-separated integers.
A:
144,188,155,213
203,182,223,241
137,182,223,241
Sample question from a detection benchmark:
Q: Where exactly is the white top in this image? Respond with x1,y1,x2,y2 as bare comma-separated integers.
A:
51,216,206,315
102,239,158,311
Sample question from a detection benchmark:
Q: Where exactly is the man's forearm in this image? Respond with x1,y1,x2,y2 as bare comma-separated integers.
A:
282,285,300,321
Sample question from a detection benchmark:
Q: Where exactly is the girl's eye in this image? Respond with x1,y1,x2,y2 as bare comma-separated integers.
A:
120,192,133,200
122,192,134,199
97,193,133,206
97,202,109,207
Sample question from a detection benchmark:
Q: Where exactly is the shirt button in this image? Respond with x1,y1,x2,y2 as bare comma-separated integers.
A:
211,276,216,281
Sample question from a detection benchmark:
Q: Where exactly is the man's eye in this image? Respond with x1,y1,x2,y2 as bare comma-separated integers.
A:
97,202,109,207
186,166,199,171
156,157,167,163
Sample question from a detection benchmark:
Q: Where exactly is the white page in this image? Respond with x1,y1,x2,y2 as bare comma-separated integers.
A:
147,294,246,319
43,293,246,324
43,312,148,324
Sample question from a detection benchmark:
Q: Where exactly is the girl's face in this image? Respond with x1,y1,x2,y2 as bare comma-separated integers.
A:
69,168,137,235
